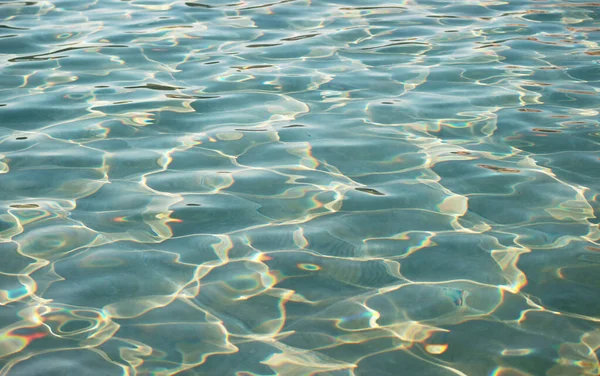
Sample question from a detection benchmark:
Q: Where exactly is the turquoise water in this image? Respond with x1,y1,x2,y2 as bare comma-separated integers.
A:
0,0,599,375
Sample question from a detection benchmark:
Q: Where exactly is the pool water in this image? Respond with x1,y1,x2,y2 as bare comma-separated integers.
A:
0,1,599,375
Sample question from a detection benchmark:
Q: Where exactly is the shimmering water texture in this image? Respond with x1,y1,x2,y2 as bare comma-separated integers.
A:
0,0,599,375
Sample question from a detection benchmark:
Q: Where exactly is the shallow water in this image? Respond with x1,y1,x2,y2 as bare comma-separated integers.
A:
0,0,599,375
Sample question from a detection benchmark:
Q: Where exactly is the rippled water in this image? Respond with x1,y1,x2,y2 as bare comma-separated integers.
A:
0,0,599,375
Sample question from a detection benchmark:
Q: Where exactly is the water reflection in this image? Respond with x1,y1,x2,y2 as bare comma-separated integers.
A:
0,0,599,375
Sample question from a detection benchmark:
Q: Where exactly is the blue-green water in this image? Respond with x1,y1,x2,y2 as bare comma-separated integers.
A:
0,0,599,375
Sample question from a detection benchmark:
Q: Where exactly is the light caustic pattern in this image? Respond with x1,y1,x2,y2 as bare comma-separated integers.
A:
0,0,599,375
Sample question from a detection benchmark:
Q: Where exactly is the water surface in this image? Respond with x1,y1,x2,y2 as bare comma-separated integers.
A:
1,0,600,375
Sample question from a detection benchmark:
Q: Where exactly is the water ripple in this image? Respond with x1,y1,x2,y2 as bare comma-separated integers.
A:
0,0,599,375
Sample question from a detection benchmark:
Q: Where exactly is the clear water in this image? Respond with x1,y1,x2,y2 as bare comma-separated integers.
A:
0,0,599,375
